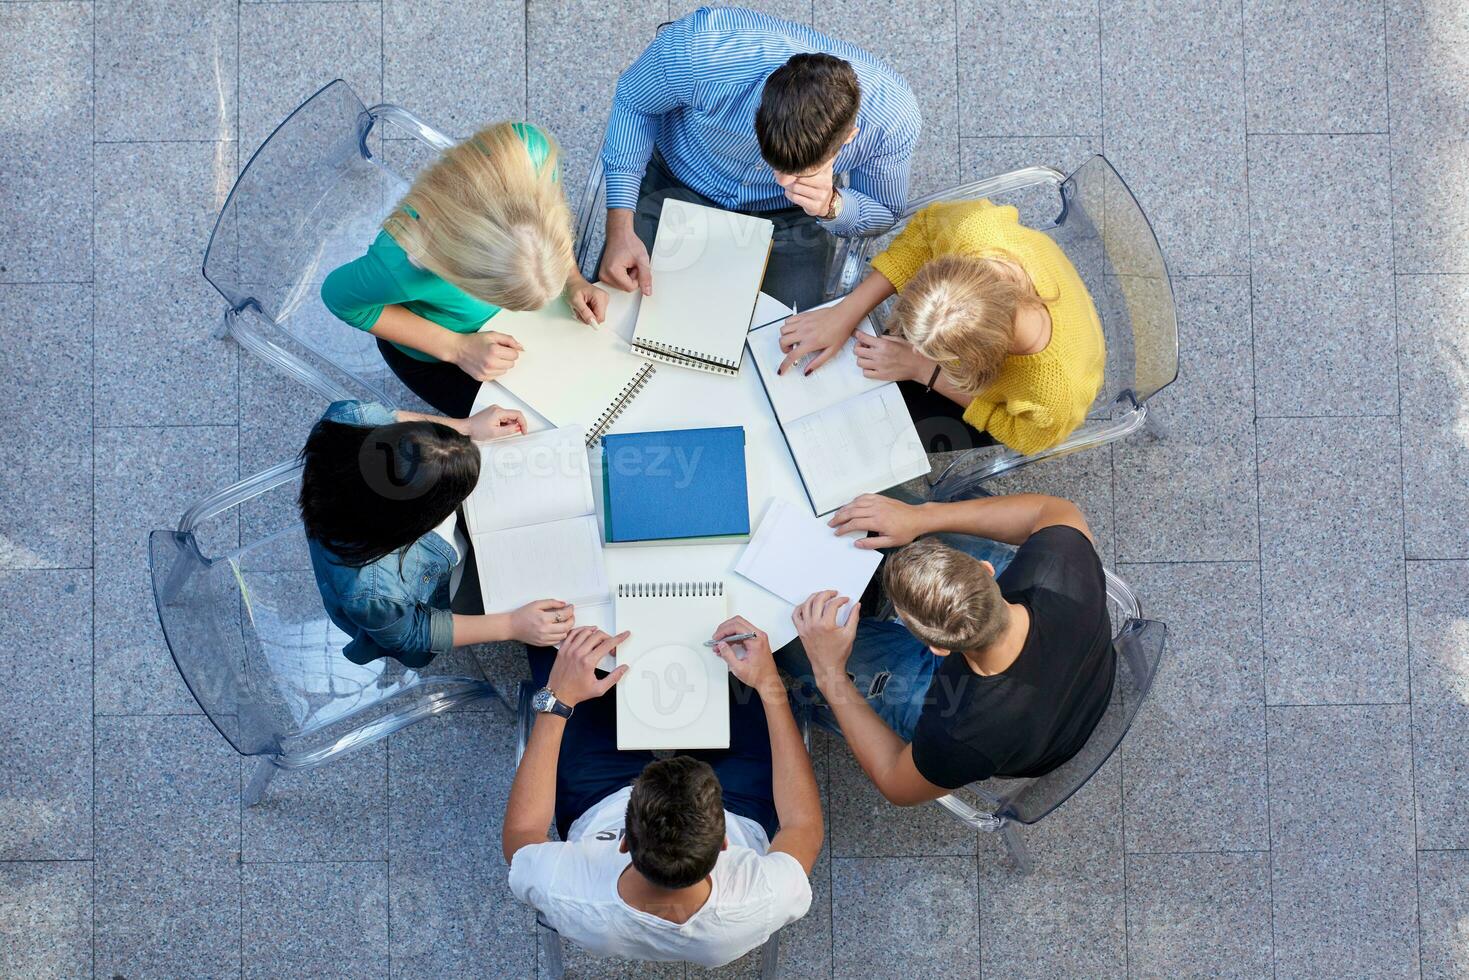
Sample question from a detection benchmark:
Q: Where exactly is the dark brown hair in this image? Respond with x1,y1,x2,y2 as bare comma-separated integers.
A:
624,756,725,889
755,53,861,174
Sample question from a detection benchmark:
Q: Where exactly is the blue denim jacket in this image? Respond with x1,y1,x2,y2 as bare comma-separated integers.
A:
306,400,457,668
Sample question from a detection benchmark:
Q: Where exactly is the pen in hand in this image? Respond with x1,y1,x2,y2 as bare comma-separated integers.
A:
705,631,757,655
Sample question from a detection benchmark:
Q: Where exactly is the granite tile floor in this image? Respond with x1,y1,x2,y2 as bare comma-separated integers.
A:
1,1,1465,977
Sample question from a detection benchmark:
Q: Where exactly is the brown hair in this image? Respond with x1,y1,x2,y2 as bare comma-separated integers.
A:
891,253,1052,394
384,122,573,311
884,539,1010,653
755,53,861,174
625,756,726,889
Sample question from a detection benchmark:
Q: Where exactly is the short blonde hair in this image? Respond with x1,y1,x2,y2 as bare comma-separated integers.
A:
384,122,573,310
884,539,1010,653
890,253,1050,395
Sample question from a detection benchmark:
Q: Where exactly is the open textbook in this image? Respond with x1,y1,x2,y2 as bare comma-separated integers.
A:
748,308,930,515
630,199,773,376
488,287,654,445
614,581,730,750
462,426,613,635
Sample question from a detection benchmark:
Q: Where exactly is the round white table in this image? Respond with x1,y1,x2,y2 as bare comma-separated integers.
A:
471,291,809,650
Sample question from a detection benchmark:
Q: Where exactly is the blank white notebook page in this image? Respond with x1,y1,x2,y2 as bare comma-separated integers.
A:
748,309,884,423
733,498,880,625
464,427,594,534
783,385,931,515
634,199,773,368
615,583,730,750
473,515,609,613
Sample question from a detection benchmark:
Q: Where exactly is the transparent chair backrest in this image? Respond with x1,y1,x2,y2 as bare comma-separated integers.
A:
149,470,482,762
202,78,426,400
572,162,607,283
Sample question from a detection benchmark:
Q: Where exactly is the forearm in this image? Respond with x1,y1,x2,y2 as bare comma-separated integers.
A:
817,673,912,795
913,493,1087,545
843,271,896,323
502,713,566,861
762,688,822,833
929,372,972,408
452,612,515,646
369,304,463,362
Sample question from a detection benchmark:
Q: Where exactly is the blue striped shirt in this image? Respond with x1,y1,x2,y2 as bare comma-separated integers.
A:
598,6,921,237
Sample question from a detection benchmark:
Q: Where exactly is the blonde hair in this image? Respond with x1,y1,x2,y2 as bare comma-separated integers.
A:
890,253,1051,394
883,539,1010,653
384,122,573,310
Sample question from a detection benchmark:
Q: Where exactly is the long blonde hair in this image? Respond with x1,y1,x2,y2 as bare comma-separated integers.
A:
890,253,1051,394
384,122,573,310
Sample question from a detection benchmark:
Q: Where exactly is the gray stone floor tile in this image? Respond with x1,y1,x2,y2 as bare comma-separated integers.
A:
0,1,91,284
94,714,241,977
527,1,669,198
1252,269,1399,417
1117,562,1269,853
95,0,238,142
390,849,536,978
1257,415,1402,558
1247,134,1393,276
1406,560,1469,704
828,737,976,856
1386,0,1469,138
957,0,1101,138
378,136,444,184
539,939,685,979
814,0,959,198
242,743,387,863
1412,702,1469,850
1243,0,1388,134
1399,275,1469,557
1125,852,1273,980
985,447,1116,565
94,424,238,715
0,861,92,979
0,284,91,569
238,354,327,544
1391,137,1469,274
238,1,382,160
242,861,388,979
960,136,1101,184
383,1,525,139
1267,703,1419,978
832,856,978,978
1418,849,1469,980
1263,556,1409,705
0,571,92,861
388,711,517,856
672,0,813,21
1101,0,1248,276
1114,275,1258,562
94,140,238,425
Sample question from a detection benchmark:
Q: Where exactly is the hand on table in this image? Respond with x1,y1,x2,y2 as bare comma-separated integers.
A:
463,405,525,442
510,599,576,646
853,331,933,384
546,627,630,707
710,616,784,702
828,493,929,549
599,210,653,296
778,303,862,375
451,331,522,382
793,590,860,685
565,274,608,325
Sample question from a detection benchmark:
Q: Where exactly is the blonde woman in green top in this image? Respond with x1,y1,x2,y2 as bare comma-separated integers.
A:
322,122,605,416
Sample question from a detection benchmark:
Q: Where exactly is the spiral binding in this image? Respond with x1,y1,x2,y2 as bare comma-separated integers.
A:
633,340,740,377
586,363,657,446
617,581,725,598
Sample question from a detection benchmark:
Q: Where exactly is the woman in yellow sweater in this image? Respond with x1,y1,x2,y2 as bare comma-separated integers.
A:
778,199,1105,455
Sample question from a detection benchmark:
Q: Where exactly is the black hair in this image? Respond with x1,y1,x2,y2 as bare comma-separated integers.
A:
298,418,480,567
755,53,861,173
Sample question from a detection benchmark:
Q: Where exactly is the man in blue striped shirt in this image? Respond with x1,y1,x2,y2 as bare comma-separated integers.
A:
597,6,921,311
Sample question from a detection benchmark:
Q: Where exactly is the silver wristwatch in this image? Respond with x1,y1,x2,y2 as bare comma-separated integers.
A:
531,686,573,719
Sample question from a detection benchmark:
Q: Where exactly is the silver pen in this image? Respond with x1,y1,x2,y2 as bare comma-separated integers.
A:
704,632,757,647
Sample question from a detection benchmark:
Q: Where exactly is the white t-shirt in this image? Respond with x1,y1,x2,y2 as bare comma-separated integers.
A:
507,786,812,968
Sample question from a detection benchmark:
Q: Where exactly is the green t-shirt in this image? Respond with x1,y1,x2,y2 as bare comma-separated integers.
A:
320,122,556,363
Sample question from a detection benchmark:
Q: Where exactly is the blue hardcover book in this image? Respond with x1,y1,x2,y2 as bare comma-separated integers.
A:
601,427,751,544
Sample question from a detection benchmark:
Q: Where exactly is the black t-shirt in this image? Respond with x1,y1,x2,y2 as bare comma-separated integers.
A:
910,526,1114,790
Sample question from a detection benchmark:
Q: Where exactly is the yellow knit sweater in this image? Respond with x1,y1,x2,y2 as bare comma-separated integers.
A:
870,199,1105,455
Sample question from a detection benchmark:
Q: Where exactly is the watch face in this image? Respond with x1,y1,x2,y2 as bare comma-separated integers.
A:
532,688,556,713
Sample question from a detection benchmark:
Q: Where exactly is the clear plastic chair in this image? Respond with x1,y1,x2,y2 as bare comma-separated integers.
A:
202,78,455,407
149,458,506,806
827,154,1179,486
513,680,807,978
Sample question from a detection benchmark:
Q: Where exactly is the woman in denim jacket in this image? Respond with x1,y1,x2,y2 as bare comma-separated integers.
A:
300,400,576,668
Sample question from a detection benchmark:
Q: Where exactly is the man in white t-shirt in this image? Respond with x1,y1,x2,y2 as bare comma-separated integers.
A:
502,621,824,969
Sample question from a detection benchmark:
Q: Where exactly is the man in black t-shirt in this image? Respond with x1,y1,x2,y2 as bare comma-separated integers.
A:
782,491,1113,805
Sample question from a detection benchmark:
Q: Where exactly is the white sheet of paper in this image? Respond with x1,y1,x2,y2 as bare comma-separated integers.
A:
464,427,594,533
733,498,881,625
747,308,884,423
782,385,931,515
615,586,731,750
472,515,610,613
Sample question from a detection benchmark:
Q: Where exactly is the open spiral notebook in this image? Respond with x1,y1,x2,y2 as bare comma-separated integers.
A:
615,580,730,750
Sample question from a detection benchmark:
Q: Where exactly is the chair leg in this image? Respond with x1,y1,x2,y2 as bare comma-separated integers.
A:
537,917,565,980
243,758,278,807
758,928,782,979
999,820,1034,875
